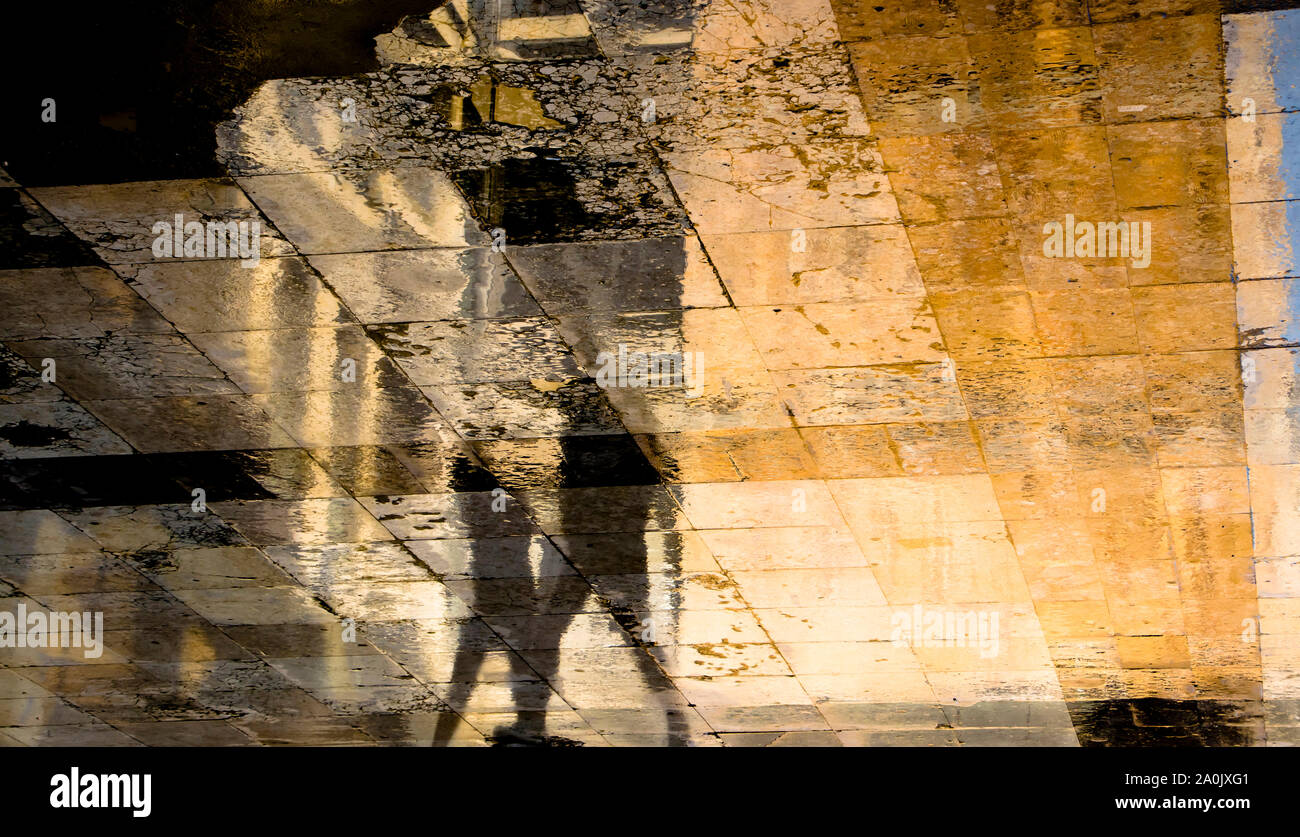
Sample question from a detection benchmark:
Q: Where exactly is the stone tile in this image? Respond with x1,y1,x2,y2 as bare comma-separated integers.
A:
238,167,486,253
30,178,293,264
308,248,540,323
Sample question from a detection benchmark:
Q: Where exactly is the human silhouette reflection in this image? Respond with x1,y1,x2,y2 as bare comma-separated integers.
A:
429,0,703,745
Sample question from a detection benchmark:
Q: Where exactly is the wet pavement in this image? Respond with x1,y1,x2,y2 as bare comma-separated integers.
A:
0,0,1299,746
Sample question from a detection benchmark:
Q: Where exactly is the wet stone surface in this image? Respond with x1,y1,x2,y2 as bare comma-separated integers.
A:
0,0,1296,748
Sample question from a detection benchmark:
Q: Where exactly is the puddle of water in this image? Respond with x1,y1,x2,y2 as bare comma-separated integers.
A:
452,155,594,243
0,0,447,184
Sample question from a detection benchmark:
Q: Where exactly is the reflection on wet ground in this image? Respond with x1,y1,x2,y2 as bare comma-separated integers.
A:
2,0,1300,746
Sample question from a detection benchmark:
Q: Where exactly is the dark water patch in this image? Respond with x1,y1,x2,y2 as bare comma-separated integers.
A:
0,453,185,509
0,190,97,268
474,433,662,489
147,450,310,502
452,155,595,245
1224,0,1300,12
0,420,73,447
1067,699,1265,747
0,0,447,184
